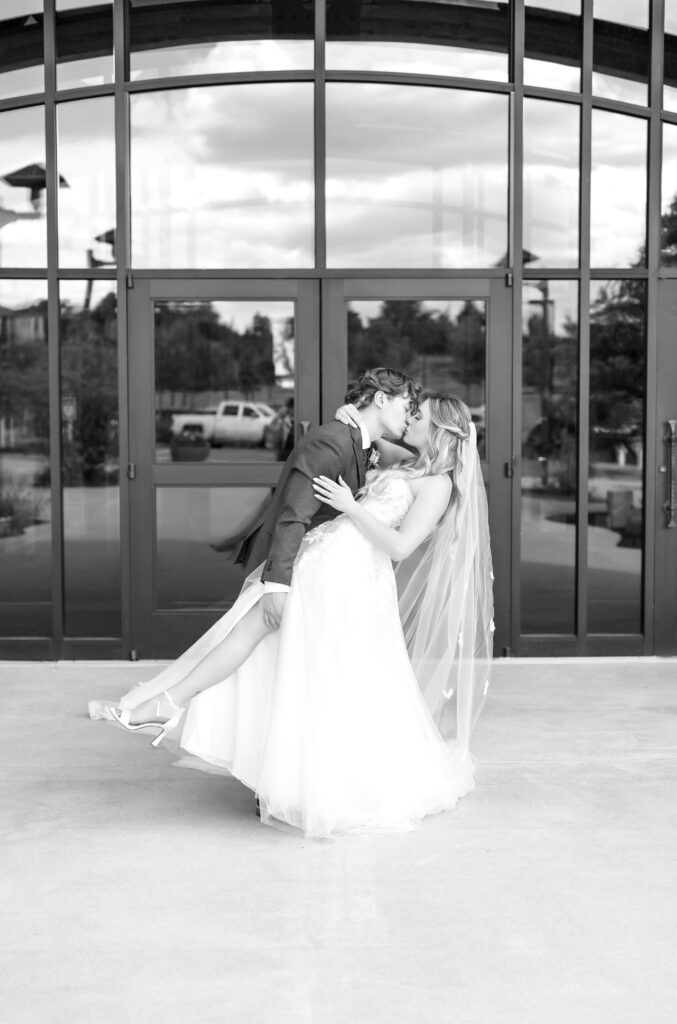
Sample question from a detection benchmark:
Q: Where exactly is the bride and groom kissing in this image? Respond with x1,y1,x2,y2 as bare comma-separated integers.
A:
97,366,494,839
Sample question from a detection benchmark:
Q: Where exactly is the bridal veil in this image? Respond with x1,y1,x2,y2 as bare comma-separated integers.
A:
396,422,494,755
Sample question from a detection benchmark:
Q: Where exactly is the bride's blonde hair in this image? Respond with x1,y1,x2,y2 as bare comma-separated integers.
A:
396,393,472,509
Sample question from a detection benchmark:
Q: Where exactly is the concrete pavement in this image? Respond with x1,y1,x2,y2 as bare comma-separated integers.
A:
1,657,676,1024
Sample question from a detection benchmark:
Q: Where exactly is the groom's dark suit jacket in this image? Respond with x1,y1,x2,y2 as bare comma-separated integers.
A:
235,422,369,588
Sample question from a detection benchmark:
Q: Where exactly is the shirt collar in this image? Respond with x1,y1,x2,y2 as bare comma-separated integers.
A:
359,421,371,450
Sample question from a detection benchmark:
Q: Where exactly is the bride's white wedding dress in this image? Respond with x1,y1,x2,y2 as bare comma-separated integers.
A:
114,471,476,839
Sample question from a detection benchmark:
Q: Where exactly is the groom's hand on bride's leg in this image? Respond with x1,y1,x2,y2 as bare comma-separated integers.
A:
260,592,287,630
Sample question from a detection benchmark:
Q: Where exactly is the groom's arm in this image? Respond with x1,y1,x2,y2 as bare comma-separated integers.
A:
261,430,347,589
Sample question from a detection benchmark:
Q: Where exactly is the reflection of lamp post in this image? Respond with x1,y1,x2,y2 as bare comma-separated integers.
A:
84,228,116,309
527,280,556,487
2,162,69,211
0,162,68,268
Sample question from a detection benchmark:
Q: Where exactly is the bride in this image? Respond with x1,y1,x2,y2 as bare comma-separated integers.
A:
98,391,494,839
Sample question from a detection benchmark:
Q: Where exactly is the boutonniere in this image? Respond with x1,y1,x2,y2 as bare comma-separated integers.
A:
367,448,381,470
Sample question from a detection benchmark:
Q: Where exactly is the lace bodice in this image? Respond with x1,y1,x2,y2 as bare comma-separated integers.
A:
297,471,413,564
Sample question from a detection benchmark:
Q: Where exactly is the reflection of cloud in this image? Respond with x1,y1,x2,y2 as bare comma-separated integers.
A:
57,97,117,268
326,84,508,267
523,98,579,267
131,40,311,81
591,110,646,265
130,84,314,268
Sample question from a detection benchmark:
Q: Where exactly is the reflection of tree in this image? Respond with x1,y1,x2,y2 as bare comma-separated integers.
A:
0,301,50,450
347,300,485,402
60,291,117,485
660,194,677,266
522,285,577,491
154,303,276,401
589,279,645,440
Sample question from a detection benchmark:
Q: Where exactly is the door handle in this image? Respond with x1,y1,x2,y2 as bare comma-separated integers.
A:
300,420,311,435
664,419,677,529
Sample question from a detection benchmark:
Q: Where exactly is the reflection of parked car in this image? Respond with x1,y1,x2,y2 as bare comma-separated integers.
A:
171,400,276,446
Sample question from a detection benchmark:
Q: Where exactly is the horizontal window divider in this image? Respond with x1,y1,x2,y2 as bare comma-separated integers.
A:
523,86,583,103
56,269,117,279
590,96,651,119
661,109,677,125
323,71,512,93
125,70,316,93
55,84,115,104
588,268,651,276
524,269,652,278
0,269,48,278
0,93,45,113
125,268,513,280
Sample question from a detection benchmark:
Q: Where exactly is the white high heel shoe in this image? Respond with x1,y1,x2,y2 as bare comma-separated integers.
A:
111,691,184,748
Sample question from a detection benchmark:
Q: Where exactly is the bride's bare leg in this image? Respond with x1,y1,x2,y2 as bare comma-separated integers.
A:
127,600,274,725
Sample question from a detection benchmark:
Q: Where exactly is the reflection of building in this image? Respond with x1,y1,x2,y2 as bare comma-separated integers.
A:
1,2,676,658
0,303,47,344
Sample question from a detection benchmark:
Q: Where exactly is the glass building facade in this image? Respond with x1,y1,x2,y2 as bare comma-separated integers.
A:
1,0,676,658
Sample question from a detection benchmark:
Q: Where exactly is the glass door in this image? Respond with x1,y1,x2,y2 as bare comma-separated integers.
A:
655,280,677,654
321,278,513,653
128,279,319,658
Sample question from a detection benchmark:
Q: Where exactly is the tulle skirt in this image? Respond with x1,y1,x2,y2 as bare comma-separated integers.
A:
116,521,476,839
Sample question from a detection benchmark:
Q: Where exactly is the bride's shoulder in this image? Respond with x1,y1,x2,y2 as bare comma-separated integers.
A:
409,473,453,499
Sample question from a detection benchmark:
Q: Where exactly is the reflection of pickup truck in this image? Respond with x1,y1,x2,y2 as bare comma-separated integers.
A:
170,401,276,446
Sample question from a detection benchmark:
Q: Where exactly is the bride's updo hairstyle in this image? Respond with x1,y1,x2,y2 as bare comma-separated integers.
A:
403,393,472,508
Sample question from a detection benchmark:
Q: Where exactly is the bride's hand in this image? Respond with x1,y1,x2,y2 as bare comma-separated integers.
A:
312,475,356,512
334,403,363,429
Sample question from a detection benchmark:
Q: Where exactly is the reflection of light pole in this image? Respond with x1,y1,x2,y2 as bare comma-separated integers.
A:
84,228,116,309
1,162,68,268
527,280,556,487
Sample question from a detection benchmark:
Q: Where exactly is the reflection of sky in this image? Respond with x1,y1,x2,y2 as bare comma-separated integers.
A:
57,97,116,267
0,106,46,267
591,110,647,267
1,2,43,17
350,299,478,327
0,278,47,310
523,99,579,268
326,84,508,268
526,0,580,12
522,279,578,336
662,123,677,218
326,43,507,82
56,0,110,8
131,84,314,268
592,73,647,107
59,279,115,311
667,0,677,34
131,40,312,79
593,0,648,29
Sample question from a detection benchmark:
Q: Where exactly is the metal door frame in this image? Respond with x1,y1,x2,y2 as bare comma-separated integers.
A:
321,277,514,654
126,277,320,658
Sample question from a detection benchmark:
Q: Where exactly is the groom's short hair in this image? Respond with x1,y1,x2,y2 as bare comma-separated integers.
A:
345,367,421,413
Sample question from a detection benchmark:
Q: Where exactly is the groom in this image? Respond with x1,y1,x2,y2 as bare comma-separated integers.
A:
236,367,420,629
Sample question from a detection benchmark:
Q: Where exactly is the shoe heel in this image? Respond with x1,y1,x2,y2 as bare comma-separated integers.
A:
149,710,183,748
